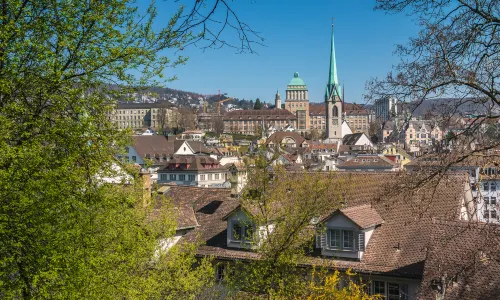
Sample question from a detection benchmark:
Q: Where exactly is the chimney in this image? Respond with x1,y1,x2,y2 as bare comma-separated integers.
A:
139,170,152,207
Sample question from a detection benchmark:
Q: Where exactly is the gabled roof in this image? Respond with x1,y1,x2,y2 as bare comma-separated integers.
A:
159,155,225,172
342,133,366,145
339,156,397,169
319,204,384,229
265,131,307,146
173,140,213,154
132,135,175,164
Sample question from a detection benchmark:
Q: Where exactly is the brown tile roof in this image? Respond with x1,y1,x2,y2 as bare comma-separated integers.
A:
159,155,226,172
344,103,371,115
132,136,174,163
309,103,326,116
308,143,339,152
339,156,396,168
185,172,469,278
319,204,384,229
420,220,500,299
265,131,307,146
224,109,296,120
152,185,233,230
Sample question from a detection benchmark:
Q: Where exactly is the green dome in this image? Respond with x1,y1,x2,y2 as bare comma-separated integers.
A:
288,72,306,86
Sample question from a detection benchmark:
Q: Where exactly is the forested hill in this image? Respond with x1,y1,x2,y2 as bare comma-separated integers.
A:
115,85,255,110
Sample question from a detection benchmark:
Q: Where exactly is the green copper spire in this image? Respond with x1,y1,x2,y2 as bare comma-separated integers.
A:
325,23,341,101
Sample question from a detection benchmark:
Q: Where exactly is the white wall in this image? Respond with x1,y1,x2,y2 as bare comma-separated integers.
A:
128,146,145,165
354,133,373,148
174,141,196,155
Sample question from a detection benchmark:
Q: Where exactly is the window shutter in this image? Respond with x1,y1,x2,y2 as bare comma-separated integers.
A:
320,231,327,249
315,231,321,248
358,233,365,252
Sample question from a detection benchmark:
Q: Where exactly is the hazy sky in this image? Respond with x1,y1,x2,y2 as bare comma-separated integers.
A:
153,0,419,104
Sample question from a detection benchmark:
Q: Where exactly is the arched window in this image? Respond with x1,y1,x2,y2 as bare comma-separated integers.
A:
332,106,338,117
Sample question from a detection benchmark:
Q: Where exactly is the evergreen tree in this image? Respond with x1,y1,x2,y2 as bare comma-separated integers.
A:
253,98,263,110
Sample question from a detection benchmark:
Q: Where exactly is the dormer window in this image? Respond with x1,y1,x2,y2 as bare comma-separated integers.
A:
232,222,254,242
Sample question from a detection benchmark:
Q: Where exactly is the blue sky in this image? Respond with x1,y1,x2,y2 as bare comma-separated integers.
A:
155,0,419,104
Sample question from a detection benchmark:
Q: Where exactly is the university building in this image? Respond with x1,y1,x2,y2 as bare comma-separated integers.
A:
107,101,178,130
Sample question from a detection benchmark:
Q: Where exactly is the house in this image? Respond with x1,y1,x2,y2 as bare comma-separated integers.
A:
336,155,400,172
382,145,413,168
157,155,229,188
420,220,500,299
124,135,174,167
168,172,475,299
342,132,373,149
225,160,249,195
406,151,500,224
180,130,204,141
123,136,216,170
265,131,309,148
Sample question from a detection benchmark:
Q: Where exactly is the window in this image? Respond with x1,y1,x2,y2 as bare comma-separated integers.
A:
131,156,136,162
373,281,385,298
343,230,354,249
208,174,213,180
232,222,253,241
491,183,497,191
179,174,186,181
200,175,205,181
215,264,225,281
491,210,497,219
215,174,220,180
169,174,176,180
333,106,338,117
471,184,476,191
491,197,497,205
188,175,195,181
160,174,168,181
484,182,489,191
329,229,341,248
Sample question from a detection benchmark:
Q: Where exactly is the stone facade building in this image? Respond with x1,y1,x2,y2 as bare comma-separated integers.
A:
107,101,178,130
284,72,309,133
223,109,297,135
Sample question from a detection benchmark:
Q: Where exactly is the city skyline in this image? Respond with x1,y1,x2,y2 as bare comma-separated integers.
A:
152,0,418,104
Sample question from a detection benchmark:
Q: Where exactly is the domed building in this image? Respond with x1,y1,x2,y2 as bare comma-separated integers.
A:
284,72,310,133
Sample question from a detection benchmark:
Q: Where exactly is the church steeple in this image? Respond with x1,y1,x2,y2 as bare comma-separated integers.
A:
325,21,343,143
325,23,341,101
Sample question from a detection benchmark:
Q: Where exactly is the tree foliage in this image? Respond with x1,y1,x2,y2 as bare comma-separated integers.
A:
367,0,499,152
254,98,263,110
0,0,256,298
220,154,376,298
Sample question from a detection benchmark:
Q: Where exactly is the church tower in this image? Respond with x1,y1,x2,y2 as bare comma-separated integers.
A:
325,23,343,143
275,90,281,109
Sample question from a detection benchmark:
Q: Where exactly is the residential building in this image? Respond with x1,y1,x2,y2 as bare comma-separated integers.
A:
180,130,203,141
374,96,399,122
264,131,309,149
225,160,248,195
161,173,475,299
309,103,327,131
337,155,400,172
406,152,500,224
342,133,374,149
343,103,374,135
107,101,179,130
223,109,297,135
157,156,228,188
284,72,309,133
122,136,216,169
405,119,443,151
